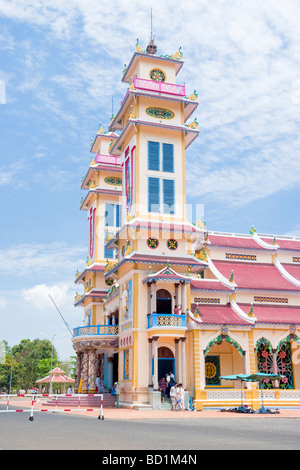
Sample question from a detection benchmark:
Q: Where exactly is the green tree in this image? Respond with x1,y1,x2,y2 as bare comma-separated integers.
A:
11,339,58,391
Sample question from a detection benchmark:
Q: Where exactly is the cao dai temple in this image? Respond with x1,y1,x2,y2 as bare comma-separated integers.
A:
72,38,300,410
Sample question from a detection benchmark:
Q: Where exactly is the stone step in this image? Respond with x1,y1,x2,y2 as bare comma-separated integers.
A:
42,395,117,408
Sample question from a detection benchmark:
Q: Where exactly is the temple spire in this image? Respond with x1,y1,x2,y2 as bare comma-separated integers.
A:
146,8,157,54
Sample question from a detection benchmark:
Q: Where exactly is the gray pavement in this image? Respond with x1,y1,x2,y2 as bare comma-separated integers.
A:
0,406,299,450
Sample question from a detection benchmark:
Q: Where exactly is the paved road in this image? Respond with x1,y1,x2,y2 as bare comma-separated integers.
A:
0,406,299,450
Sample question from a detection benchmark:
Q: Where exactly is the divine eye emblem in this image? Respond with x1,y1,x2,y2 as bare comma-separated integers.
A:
146,107,175,120
167,239,178,250
147,238,159,249
149,68,166,82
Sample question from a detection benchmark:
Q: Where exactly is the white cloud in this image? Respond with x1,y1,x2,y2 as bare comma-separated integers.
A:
0,242,86,277
22,282,73,310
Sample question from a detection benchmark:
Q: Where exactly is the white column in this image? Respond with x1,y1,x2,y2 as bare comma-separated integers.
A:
153,336,159,390
147,282,152,316
151,282,157,314
272,349,279,388
148,339,153,387
175,339,180,383
181,282,187,314
181,338,187,388
200,350,206,389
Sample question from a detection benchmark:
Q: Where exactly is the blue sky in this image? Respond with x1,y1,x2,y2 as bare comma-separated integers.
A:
0,0,299,360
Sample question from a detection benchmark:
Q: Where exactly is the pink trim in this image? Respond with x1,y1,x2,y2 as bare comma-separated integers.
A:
133,76,185,97
94,154,121,166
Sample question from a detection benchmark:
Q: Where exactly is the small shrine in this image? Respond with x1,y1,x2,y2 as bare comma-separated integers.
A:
36,366,75,394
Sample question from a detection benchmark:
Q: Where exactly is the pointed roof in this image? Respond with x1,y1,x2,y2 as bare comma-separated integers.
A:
142,264,192,284
36,367,75,384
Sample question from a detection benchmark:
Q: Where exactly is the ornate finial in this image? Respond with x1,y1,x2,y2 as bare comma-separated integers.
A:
272,236,277,245
250,225,257,235
229,270,234,282
129,105,135,119
149,265,153,275
146,37,157,55
98,122,104,133
194,303,200,318
135,39,143,53
248,304,255,317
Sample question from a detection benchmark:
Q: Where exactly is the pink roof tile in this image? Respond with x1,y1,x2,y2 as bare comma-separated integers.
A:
208,235,260,249
238,304,300,324
191,279,232,291
190,304,249,325
212,261,300,292
262,238,300,251
281,264,300,280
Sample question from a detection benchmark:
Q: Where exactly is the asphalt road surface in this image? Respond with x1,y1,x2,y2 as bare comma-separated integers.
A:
0,407,299,451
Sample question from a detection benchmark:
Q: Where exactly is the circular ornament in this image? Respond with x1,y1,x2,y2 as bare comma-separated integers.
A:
167,239,178,250
149,68,166,82
147,238,159,249
205,362,217,379
146,107,174,120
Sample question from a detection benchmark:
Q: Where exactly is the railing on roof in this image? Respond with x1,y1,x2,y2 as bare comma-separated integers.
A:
94,154,121,166
147,313,187,329
133,76,186,97
73,325,119,337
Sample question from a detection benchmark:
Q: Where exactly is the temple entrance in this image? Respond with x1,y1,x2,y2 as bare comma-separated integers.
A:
156,289,172,314
157,346,175,381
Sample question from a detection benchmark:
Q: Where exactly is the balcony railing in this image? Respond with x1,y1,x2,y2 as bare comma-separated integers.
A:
73,325,119,337
94,154,121,166
147,313,187,329
133,76,186,97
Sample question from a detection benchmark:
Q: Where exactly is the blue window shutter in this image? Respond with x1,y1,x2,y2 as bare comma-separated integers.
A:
148,177,160,212
105,203,115,226
162,143,174,173
163,179,175,214
116,204,121,227
148,141,160,171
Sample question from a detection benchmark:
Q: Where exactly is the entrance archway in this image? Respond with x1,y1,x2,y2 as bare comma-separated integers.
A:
156,289,172,314
158,346,175,381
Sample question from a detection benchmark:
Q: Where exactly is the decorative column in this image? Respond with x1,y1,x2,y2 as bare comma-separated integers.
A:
200,350,206,389
148,338,153,387
175,339,180,382
81,351,89,393
153,336,159,390
272,349,279,388
147,282,152,316
175,283,180,308
181,281,187,314
88,349,96,393
151,281,157,314
75,352,82,393
181,337,187,388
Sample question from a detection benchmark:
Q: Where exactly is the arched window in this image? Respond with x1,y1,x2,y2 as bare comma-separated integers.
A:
156,289,172,314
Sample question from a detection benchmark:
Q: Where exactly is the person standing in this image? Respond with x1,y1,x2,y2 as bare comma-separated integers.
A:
173,305,182,315
158,377,167,403
177,383,185,411
170,382,178,411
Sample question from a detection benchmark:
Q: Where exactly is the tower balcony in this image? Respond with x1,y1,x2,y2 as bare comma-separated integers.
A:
94,154,121,166
73,324,119,338
147,313,187,329
133,76,186,97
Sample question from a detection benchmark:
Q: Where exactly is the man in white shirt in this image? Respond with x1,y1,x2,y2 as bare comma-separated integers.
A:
170,382,178,411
